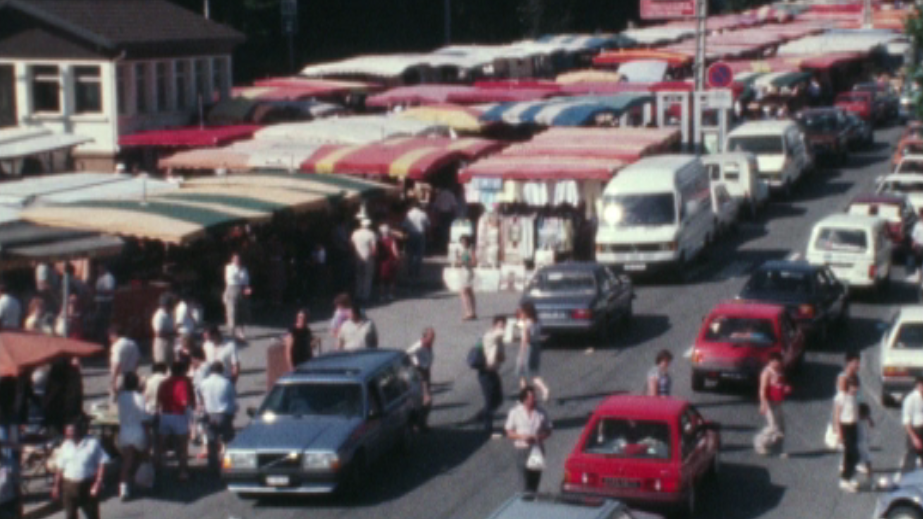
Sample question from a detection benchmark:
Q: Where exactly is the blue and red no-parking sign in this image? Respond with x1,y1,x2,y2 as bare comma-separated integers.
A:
706,62,734,89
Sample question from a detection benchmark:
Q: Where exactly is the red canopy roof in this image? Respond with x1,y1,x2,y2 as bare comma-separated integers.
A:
118,125,260,148
460,156,624,182
0,332,102,377
252,77,379,93
447,88,563,104
593,50,692,68
300,137,505,180
365,85,477,108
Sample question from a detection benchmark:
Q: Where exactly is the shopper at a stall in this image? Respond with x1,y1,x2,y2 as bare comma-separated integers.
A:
456,235,477,321
351,219,378,304
223,253,251,342
151,294,176,366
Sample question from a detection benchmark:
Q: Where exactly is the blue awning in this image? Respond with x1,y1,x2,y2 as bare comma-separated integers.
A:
480,93,653,127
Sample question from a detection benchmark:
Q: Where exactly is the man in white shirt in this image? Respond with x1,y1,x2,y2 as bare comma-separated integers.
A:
109,325,140,397
407,328,435,431
174,292,199,341
151,294,175,366
337,304,378,351
350,219,377,302
53,421,109,519
403,204,430,278
0,284,21,331
198,363,237,473
908,210,923,281
223,253,251,341
93,265,115,340
203,326,240,383
143,363,169,414
902,377,923,476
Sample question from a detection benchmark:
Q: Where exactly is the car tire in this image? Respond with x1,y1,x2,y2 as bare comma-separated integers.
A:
887,505,923,519
707,453,719,482
692,372,705,392
622,299,633,327
339,451,367,500
672,254,687,284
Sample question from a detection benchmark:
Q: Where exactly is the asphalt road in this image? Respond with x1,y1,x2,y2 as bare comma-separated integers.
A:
59,124,911,519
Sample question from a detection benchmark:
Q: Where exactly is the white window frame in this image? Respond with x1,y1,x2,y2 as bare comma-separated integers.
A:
30,64,61,114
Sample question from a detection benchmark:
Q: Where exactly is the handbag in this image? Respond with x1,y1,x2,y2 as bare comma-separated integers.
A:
466,340,486,370
525,445,546,471
824,423,842,451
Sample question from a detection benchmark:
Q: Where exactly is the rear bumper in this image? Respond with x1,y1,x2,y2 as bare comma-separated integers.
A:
223,471,341,495
692,365,760,383
882,376,916,399
562,484,687,506
539,319,597,334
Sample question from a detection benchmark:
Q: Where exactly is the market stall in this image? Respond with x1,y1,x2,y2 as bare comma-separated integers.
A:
479,93,655,128
0,127,93,178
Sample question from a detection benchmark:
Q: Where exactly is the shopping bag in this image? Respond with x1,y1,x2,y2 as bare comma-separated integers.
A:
825,423,842,451
525,445,546,471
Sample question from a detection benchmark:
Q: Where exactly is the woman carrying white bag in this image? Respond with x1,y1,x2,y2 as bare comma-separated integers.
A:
505,386,553,492
826,353,862,451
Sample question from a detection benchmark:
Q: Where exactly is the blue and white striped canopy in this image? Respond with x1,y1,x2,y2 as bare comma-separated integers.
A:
479,93,653,127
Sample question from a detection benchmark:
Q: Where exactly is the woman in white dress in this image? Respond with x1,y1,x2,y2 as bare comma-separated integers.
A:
223,253,251,341
117,372,151,500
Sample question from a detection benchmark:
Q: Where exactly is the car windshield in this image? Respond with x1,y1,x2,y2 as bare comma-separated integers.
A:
727,136,784,155
814,227,868,253
881,180,923,194
898,161,923,174
583,418,671,460
259,382,363,418
801,113,838,133
847,203,901,221
528,271,596,296
602,193,676,227
895,323,923,349
704,316,776,344
744,269,812,295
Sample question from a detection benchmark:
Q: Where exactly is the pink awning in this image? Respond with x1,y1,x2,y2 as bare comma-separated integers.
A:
119,125,260,148
366,85,478,108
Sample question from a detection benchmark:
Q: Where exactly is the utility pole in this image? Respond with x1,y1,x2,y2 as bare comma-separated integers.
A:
203,0,210,19
694,0,708,91
444,0,451,44
862,0,872,29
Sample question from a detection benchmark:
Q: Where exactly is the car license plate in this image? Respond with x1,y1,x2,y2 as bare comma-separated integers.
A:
625,263,646,272
603,477,641,488
540,312,565,320
266,476,290,487
720,372,748,380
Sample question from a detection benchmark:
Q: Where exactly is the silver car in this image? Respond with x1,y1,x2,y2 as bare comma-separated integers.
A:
873,470,923,519
221,349,423,496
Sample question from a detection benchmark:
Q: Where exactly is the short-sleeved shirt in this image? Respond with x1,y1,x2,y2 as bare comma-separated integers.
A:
57,437,109,481
904,390,923,427
407,341,434,371
404,208,430,235
151,308,174,337
199,373,237,415
351,228,377,261
203,340,240,376
0,294,21,330
94,273,115,303
505,403,552,449
338,319,378,350
157,375,194,415
110,337,140,375
647,367,672,396
482,329,505,370
835,391,858,424
225,264,250,288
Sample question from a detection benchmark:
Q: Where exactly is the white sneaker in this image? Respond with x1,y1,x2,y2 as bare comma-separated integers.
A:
857,464,869,475
119,483,130,500
839,479,858,493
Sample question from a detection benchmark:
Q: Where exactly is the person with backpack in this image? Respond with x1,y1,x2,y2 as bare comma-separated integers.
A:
477,316,507,435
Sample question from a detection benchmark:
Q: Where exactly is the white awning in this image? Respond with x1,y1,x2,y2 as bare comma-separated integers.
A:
0,133,92,160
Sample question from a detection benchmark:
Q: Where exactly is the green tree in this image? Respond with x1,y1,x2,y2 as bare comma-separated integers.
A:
905,6,923,119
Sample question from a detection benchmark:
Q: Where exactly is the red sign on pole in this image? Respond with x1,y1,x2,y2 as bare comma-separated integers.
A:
640,0,697,20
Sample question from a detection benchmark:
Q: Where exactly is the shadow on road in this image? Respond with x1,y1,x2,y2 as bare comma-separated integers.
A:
696,462,785,519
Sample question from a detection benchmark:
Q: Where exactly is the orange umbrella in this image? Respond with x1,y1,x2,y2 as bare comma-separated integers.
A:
0,332,102,377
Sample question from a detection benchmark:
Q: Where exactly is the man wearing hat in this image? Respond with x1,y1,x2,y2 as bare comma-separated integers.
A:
351,217,377,303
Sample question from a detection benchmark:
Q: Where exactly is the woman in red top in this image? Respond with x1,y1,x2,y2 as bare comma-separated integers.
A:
756,352,790,457
377,225,401,301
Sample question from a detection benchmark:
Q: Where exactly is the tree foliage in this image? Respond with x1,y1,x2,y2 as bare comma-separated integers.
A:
905,6,923,119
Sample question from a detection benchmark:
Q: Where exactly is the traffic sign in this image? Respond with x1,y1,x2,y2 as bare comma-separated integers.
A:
700,89,734,110
706,62,734,89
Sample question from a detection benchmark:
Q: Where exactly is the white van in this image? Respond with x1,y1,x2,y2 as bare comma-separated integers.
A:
805,214,892,291
595,155,715,278
876,173,923,213
725,120,812,196
702,152,770,217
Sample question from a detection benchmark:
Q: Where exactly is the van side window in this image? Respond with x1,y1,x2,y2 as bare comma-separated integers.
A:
707,164,720,181
724,163,740,181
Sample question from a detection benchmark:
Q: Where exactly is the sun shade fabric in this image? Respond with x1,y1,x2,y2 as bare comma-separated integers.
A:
6,235,123,263
0,133,92,160
754,71,813,89
118,125,261,148
0,332,103,377
300,137,505,180
365,85,478,108
253,77,376,93
556,70,623,85
395,104,487,132
184,171,395,199
460,156,623,182
593,49,691,67
206,98,259,125
0,173,178,207
480,94,653,127
253,116,450,144
158,148,251,170
446,82,563,105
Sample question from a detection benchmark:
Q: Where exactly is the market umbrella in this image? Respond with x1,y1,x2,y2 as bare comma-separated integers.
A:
0,332,102,377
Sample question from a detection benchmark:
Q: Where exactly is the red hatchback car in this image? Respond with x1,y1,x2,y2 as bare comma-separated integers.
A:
835,91,874,122
690,301,805,391
562,395,720,517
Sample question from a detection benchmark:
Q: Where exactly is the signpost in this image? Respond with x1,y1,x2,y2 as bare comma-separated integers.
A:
706,62,734,89
640,0,697,20
281,0,298,73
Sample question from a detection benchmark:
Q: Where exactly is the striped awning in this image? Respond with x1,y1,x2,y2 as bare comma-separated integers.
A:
396,104,488,133
480,93,653,127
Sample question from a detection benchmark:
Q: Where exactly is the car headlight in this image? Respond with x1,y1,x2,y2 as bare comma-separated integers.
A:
302,451,340,471
223,451,256,470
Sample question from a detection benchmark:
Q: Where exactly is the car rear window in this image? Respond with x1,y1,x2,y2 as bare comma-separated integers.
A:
847,203,901,221
704,316,776,344
899,160,923,174
744,269,812,295
895,323,923,349
259,382,363,418
814,227,868,253
801,113,838,132
727,135,784,155
528,271,596,295
583,418,671,460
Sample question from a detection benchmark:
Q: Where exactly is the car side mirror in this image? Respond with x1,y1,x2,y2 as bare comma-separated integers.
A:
246,407,257,418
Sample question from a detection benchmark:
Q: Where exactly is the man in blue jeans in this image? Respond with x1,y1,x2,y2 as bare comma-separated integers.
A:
478,316,507,435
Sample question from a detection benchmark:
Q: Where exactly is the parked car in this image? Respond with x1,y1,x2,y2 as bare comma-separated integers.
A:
873,470,923,518
711,183,740,236
900,122,923,143
221,349,424,496
891,139,923,170
843,111,874,149
805,213,893,292
486,493,662,519
835,91,874,123
561,395,720,518
846,194,916,252
896,156,923,175
737,260,848,346
690,301,805,390
853,82,899,123
877,173,923,214
794,108,851,165
702,152,770,218
900,83,920,123
725,120,812,195
520,262,634,344
879,306,923,407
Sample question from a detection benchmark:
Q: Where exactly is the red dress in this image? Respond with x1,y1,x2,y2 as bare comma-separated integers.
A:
378,236,399,283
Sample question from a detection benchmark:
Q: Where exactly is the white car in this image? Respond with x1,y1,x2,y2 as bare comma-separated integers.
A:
880,306,923,407
805,213,892,291
895,155,923,175
876,173,923,213
725,120,812,196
